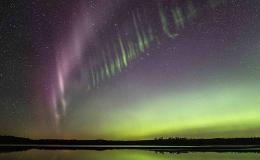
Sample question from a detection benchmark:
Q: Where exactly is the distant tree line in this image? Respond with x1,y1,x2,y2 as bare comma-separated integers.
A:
1,135,260,146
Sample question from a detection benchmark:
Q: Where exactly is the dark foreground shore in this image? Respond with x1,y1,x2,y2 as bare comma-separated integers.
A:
1,144,260,154
1,136,260,153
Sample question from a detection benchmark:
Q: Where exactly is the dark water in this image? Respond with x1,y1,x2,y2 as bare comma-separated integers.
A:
0,149,260,160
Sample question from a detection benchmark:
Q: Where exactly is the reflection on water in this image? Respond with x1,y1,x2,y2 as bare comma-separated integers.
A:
0,149,260,160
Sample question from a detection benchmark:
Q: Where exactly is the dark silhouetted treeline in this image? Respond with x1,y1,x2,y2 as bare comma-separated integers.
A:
1,136,260,146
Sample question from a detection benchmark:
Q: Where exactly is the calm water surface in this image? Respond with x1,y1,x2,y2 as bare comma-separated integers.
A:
0,149,260,160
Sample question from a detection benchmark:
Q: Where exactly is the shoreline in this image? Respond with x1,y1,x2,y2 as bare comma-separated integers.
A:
1,144,260,153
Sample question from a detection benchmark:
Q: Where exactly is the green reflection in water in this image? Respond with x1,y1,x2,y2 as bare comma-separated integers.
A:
1,150,260,160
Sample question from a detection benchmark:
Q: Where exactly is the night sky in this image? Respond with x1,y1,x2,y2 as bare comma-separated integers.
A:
1,0,260,140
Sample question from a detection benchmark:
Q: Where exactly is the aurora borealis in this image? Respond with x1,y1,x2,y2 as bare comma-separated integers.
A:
1,0,260,139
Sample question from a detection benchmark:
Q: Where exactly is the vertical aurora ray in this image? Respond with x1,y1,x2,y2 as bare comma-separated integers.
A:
47,0,131,129
159,6,177,39
186,0,197,21
133,12,144,52
82,0,228,92
42,0,230,133
118,34,128,67
58,0,227,99
208,0,226,9
5,0,258,140
172,7,185,30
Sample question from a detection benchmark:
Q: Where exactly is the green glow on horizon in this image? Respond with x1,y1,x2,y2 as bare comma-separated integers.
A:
58,0,256,140
70,80,260,140
59,0,255,140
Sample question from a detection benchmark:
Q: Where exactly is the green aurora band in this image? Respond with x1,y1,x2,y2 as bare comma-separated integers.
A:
69,79,260,139
85,0,226,90
59,0,260,140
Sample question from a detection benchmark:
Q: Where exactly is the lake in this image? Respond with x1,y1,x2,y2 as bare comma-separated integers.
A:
0,149,260,160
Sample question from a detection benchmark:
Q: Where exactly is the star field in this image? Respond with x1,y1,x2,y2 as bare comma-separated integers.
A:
0,0,260,139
